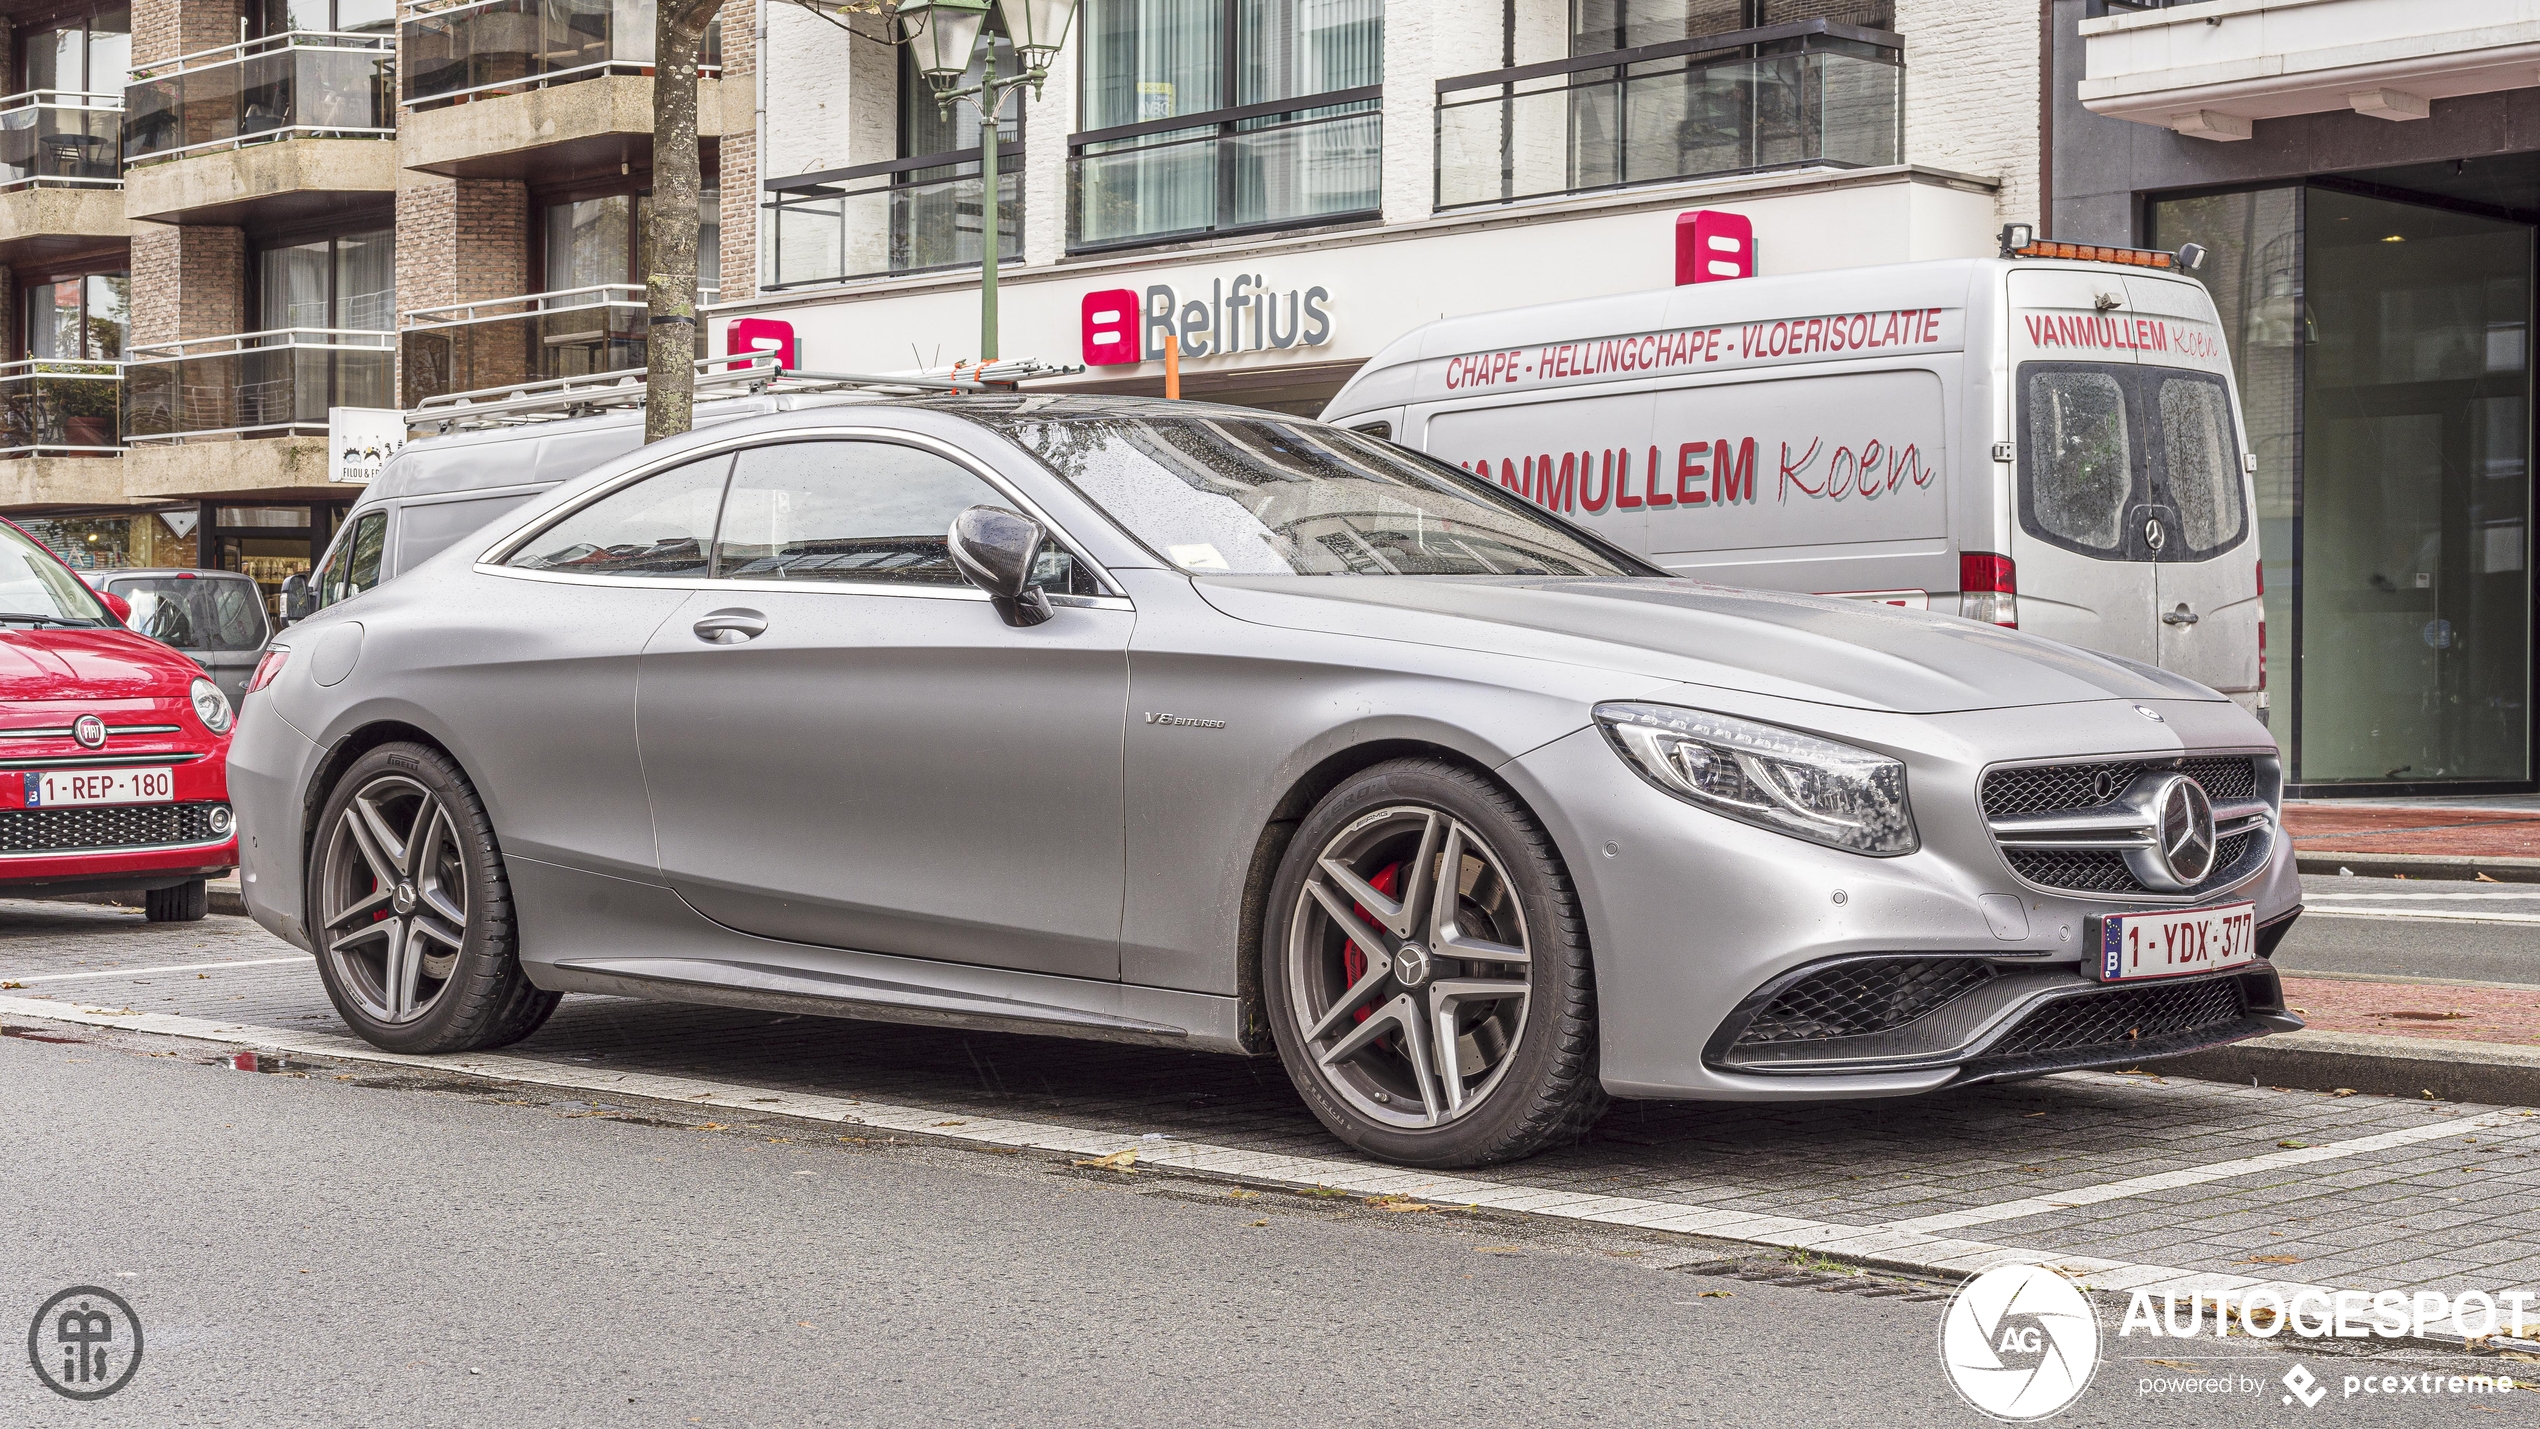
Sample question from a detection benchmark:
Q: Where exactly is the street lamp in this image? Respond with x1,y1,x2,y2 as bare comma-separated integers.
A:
895,0,1079,363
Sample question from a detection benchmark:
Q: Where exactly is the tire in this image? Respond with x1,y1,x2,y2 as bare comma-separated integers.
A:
1262,758,1607,1167
307,741,557,1054
143,879,207,923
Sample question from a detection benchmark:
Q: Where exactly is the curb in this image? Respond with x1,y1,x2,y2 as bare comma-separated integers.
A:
2150,1029,2540,1108
2297,851,2540,883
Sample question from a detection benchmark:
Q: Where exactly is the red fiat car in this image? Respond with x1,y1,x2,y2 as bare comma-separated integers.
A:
0,518,236,921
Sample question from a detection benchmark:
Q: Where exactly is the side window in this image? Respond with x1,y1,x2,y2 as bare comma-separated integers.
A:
2021,368,2133,554
715,440,1092,592
315,511,387,609
501,455,731,579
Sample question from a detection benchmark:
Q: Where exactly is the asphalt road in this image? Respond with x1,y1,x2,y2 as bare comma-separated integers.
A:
2275,876,2540,985
4,1027,2524,1428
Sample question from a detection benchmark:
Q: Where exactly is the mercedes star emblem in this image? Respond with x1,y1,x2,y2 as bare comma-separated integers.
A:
2154,776,2218,887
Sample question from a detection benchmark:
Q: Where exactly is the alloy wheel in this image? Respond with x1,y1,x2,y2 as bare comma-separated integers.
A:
1285,804,1532,1129
318,773,471,1025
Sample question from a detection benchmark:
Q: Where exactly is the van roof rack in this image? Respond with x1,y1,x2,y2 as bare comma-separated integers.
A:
404,354,1084,433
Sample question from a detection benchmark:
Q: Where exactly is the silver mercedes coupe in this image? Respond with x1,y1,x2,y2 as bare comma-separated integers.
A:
231,397,2302,1168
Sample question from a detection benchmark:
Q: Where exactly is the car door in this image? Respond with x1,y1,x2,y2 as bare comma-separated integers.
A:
635,434,1131,982
2145,366,2261,694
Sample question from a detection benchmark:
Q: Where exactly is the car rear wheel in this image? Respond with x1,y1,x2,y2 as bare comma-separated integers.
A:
1263,758,1606,1167
144,879,207,923
309,742,557,1054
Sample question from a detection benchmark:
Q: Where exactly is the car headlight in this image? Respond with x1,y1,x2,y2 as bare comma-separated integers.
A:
1593,702,1917,856
190,677,233,734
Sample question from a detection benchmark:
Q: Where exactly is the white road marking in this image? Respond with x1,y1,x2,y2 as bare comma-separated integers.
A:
2301,908,2540,925
0,955,312,984
2307,892,2540,901
0,993,2505,1311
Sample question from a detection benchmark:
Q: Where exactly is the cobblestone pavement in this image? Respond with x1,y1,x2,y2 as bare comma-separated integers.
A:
5,900,2536,1302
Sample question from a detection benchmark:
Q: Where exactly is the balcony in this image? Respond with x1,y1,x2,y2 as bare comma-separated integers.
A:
1433,19,1899,211
399,0,726,181
399,284,646,406
0,360,122,458
124,329,395,443
0,91,128,266
2082,0,2540,140
762,152,1020,291
122,32,398,226
1067,93,1381,253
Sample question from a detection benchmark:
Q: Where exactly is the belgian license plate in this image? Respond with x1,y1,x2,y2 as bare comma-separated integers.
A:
24,767,175,808
2094,901,2258,982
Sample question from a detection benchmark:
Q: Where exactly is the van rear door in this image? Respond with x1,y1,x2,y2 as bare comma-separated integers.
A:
2007,269,2158,665
2126,274,2261,695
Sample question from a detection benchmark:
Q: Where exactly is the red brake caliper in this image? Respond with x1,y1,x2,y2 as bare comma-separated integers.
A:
1338,863,1400,1025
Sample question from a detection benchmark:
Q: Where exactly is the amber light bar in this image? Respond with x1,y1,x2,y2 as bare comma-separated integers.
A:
1995,224,2206,272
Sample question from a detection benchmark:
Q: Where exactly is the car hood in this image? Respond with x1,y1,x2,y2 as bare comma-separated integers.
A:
0,626,198,700
1190,576,2216,714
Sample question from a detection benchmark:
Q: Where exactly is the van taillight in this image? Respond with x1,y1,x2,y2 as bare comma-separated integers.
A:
245,648,289,695
2256,561,2267,691
1959,553,2017,629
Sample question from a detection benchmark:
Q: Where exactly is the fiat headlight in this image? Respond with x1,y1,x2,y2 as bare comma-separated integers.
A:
1594,702,1917,856
190,677,233,734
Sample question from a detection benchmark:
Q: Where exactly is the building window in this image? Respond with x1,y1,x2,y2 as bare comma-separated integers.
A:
260,228,396,332
1068,0,1385,250
1566,0,1890,55
23,273,129,361
251,0,395,36
542,189,721,298
17,4,131,94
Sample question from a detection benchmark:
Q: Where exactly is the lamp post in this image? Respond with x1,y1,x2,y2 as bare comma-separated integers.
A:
895,0,1078,363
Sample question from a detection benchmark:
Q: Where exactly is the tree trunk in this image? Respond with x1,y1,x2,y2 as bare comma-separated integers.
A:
645,0,719,443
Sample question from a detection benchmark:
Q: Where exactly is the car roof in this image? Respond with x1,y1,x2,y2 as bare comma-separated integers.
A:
94,568,258,581
363,390,881,504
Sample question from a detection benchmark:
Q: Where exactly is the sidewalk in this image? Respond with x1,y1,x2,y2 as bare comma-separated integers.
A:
2283,799,2540,882
2153,969,2540,1108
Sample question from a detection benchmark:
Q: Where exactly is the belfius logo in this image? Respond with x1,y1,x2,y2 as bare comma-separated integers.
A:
1081,274,1333,366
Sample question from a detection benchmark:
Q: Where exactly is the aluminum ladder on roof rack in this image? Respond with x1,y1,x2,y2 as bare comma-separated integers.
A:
402,354,1086,433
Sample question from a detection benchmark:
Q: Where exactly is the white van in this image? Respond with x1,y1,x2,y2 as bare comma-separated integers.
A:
1321,250,2266,716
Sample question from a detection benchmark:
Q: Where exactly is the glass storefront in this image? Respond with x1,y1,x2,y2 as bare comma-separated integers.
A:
16,509,198,570
2155,186,2534,789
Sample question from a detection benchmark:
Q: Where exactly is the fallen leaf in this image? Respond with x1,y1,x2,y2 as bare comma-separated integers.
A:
1368,1194,1438,1213
1072,1148,1139,1172
2330,1088,2360,1097
1298,1185,1349,1198
932,1120,967,1127
2278,1139,2311,1149
1693,1290,1735,1299
1227,1189,1261,1200
1247,1219,1269,1227
2240,1255,2303,1265
2383,1010,2469,1021
2476,872,2501,883
2424,1090,2442,1100
0,981,20,989
695,1122,726,1131
2023,1111,2047,1118
2148,1359,2200,1371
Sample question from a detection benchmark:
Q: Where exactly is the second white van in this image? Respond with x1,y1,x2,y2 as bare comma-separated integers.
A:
1321,245,2265,717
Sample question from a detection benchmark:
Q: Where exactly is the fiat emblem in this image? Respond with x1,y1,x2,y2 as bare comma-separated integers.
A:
72,715,106,749
2154,776,2218,887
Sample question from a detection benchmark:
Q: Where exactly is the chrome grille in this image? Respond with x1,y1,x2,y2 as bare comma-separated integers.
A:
1981,755,2259,819
2005,832,2258,898
1735,958,1998,1045
1983,755,2272,899
0,803,226,854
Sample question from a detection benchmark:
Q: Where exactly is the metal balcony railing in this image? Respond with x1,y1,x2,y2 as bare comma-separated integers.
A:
1433,19,1900,211
123,31,396,166
1067,93,1381,253
761,151,1021,291
0,361,123,458
0,91,123,191
123,329,396,441
399,283,657,407
401,0,720,110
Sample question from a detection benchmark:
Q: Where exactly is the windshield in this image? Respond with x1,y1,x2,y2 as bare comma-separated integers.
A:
2018,362,2250,561
981,406,1650,578
0,523,108,624
113,577,268,651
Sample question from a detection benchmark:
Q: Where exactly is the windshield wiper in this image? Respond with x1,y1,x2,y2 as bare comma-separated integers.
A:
0,612,99,627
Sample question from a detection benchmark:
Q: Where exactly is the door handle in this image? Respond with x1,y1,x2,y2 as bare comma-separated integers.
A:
2163,604,2200,627
693,608,767,644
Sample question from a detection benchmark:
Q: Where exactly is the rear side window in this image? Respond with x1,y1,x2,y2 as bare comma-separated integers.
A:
116,578,266,650
398,493,534,572
2024,371,2131,552
2016,362,2249,562
501,456,731,579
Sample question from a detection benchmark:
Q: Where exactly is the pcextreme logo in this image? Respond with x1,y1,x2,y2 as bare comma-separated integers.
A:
1938,1264,2102,1421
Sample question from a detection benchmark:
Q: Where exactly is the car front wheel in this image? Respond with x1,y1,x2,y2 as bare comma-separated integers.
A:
1263,758,1607,1167
309,742,557,1054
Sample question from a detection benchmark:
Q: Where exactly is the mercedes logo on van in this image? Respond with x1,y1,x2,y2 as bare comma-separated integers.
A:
2153,776,2217,888
2144,519,2167,553
71,715,106,749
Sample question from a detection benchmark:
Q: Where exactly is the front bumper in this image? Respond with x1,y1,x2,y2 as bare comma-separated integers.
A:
1502,693,2303,1102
